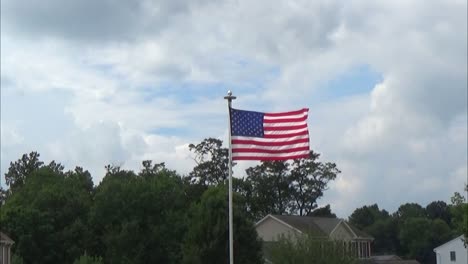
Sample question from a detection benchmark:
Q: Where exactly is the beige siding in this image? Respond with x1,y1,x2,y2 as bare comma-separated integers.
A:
329,222,354,241
256,217,301,242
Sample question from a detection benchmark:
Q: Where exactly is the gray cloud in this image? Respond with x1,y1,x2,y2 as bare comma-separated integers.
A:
2,0,141,41
1,0,212,42
1,0,466,216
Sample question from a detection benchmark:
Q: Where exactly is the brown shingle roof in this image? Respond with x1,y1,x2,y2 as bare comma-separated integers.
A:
347,223,374,239
0,231,14,244
272,214,330,236
271,214,372,239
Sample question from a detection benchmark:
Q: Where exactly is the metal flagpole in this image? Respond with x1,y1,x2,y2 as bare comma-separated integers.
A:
224,90,236,264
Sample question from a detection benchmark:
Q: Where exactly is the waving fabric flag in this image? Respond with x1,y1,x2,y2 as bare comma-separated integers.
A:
230,108,310,161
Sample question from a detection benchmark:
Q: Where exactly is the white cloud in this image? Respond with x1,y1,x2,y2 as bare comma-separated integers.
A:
1,0,466,217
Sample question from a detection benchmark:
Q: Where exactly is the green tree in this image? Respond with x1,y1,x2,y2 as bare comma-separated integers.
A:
0,166,93,263
188,138,230,186
140,160,172,178
364,218,399,254
268,234,358,264
450,187,468,245
11,254,24,264
308,204,337,218
425,201,451,224
4,152,44,192
246,161,291,219
184,138,231,204
88,163,188,263
349,204,397,255
394,203,426,220
185,139,339,221
348,204,390,230
289,151,340,216
398,217,451,264
182,186,263,264
245,151,339,219
430,219,451,247
73,254,103,264
398,217,431,261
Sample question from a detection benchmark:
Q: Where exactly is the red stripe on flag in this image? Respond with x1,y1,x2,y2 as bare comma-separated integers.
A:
263,130,309,138
232,146,310,154
263,124,308,131
264,108,309,117
263,116,307,123
232,154,310,161
232,138,309,146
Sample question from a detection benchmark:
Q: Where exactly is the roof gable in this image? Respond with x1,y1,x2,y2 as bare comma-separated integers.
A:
433,235,465,251
344,222,374,239
256,214,303,234
0,232,14,244
262,214,373,240
270,215,340,236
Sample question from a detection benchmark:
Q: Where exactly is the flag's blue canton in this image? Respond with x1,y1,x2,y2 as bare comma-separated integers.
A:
231,108,264,137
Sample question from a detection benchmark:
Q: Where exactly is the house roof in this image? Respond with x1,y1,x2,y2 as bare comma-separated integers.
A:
0,232,14,244
271,214,335,236
433,234,465,252
265,214,372,239
348,223,374,239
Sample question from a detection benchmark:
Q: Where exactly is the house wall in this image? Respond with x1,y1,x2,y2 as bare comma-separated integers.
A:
329,222,353,241
1,244,11,264
256,217,301,242
434,237,468,264
330,223,372,258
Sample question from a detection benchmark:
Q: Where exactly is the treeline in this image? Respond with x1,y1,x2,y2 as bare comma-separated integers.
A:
348,194,468,264
0,138,340,263
1,138,466,264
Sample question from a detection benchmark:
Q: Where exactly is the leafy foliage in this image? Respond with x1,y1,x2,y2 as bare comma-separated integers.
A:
11,254,24,264
88,163,188,263
182,186,263,264
394,203,426,220
308,204,337,218
0,167,93,263
246,161,291,218
349,204,398,255
289,152,340,216
349,200,461,264
349,204,390,230
398,217,432,261
426,201,451,224
4,152,44,192
73,254,103,264
188,138,230,186
2,144,463,263
268,234,358,264
450,186,468,246
245,151,339,220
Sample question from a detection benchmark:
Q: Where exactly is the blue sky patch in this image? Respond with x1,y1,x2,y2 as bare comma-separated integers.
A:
322,64,382,100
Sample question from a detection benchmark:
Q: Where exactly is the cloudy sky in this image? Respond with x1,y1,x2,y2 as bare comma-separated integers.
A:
1,0,467,217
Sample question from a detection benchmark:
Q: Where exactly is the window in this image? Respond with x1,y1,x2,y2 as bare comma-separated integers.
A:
450,251,456,261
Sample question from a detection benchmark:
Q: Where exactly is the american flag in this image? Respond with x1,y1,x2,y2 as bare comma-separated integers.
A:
230,108,310,161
